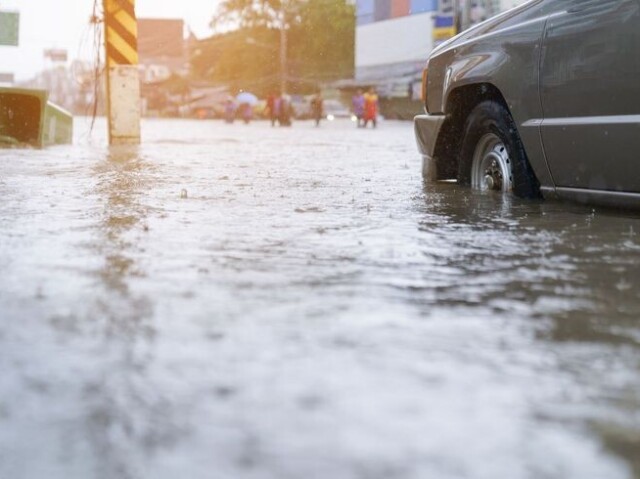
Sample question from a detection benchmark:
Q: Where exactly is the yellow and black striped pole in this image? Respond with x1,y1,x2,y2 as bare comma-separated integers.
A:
103,0,141,145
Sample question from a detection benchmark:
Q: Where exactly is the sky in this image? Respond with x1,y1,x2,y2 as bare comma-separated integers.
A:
0,0,222,80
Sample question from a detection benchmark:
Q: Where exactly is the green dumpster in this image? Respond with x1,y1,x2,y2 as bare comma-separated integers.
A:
0,87,73,148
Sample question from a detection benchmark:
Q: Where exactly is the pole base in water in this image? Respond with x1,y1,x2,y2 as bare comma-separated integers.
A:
106,65,141,146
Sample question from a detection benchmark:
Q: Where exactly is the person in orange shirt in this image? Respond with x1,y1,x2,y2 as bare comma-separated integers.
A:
363,87,379,128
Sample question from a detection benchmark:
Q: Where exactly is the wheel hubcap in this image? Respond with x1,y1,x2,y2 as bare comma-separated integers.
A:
471,133,513,193
484,174,495,190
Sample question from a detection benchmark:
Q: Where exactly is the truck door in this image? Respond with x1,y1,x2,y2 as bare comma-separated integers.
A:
539,0,640,192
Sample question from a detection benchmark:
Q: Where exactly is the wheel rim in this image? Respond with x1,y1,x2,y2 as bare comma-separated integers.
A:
470,133,513,192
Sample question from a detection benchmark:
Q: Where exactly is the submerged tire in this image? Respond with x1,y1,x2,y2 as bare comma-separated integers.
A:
458,101,540,199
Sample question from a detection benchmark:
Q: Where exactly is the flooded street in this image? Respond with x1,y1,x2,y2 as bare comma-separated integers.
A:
1,118,639,479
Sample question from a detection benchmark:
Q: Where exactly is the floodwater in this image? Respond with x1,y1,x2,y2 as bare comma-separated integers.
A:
0,118,639,479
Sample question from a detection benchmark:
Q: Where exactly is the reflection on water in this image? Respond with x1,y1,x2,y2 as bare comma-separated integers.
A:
0,118,639,478
414,186,640,476
95,147,148,293
85,146,163,479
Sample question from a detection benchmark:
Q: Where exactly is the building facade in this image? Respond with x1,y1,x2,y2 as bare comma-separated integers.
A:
354,0,528,102
138,18,188,83
356,0,438,85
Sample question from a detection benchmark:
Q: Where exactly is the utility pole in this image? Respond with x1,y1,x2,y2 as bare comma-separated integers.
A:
103,0,141,145
279,6,287,95
460,0,472,32
452,0,460,33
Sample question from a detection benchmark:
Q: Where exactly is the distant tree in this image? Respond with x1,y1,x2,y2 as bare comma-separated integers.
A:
191,27,280,95
289,0,355,83
210,0,287,30
192,0,354,95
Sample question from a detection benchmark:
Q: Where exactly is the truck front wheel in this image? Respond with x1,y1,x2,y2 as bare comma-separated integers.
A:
457,101,540,198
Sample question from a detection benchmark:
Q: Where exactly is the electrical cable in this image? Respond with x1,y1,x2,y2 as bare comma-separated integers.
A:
88,0,103,134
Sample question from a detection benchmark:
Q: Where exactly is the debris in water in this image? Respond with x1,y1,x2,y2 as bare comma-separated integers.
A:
295,206,325,213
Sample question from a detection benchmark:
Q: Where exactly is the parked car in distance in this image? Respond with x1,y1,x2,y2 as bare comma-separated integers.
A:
322,99,352,121
414,0,640,209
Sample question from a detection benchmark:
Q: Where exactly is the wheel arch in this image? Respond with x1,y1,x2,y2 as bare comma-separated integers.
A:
432,82,511,180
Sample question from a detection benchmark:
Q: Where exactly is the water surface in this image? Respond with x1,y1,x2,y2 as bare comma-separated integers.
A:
0,118,638,479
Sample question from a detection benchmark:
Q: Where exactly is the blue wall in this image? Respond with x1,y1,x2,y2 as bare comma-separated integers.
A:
411,0,438,14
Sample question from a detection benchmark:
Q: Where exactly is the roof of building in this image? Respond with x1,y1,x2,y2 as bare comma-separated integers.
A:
138,18,185,60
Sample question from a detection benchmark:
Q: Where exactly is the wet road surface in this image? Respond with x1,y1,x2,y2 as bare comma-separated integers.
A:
1,118,639,479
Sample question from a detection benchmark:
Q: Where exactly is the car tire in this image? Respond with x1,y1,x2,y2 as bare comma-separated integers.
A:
458,101,540,198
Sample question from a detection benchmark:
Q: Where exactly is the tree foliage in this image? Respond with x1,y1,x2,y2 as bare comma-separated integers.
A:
211,0,288,30
289,0,355,83
192,0,354,96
